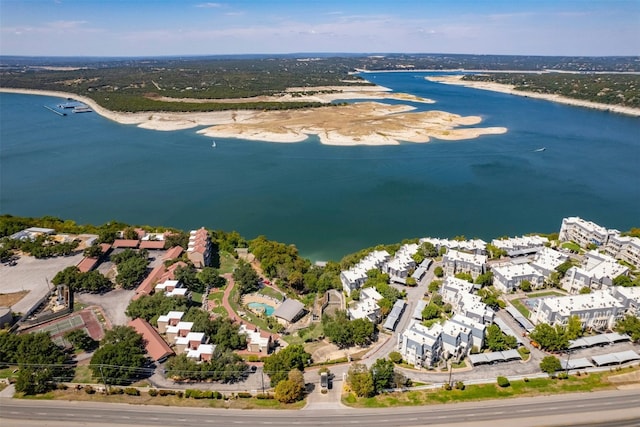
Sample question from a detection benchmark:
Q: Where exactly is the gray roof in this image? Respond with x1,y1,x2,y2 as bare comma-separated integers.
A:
560,357,593,370
412,300,427,320
591,350,640,367
493,318,525,346
468,350,522,366
273,299,305,322
569,333,631,350
383,300,406,331
505,305,535,332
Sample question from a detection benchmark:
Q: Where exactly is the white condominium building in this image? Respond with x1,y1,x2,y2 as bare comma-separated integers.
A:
492,263,545,293
559,216,619,248
562,250,628,294
491,235,548,257
442,249,487,280
532,290,625,331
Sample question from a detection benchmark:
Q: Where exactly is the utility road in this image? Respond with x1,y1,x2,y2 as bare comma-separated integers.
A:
1,389,639,427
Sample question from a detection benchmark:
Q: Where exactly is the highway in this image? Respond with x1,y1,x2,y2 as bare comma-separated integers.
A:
2,389,639,427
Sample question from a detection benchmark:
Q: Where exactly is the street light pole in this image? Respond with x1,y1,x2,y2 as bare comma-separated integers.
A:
99,366,109,394
565,349,572,376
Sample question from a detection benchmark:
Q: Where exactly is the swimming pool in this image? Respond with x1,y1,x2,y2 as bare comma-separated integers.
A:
247,302,276,316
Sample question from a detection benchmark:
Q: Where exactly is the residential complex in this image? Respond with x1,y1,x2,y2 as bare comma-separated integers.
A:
187,227,212,268
442,249,487,280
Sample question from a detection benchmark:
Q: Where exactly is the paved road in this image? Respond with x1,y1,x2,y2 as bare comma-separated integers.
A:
2,389,639,427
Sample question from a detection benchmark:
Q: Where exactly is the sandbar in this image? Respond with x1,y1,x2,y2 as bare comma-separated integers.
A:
426,75,640,117
0,86,507,145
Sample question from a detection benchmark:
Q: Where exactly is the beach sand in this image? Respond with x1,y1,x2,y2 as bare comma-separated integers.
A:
426,75,640,117
1,87,506,145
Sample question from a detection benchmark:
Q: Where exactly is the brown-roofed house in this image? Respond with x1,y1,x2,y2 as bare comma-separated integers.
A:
112,239,140,248
132,264,165,300
139,240,166,250
164,245,184,261
76,257,99,273
187,228,212,268
128,318,174,362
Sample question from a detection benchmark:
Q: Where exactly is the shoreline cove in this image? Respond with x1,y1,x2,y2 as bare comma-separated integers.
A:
0,86,507,145
426,75,640,118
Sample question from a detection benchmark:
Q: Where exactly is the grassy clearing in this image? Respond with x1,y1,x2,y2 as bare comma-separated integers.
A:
528,291,565,298
20,388,304,409
71,365,94,383
191,292,203,304
511,299,530,318
258,286,284,302
0,366,19,379
342,367,638,408
283,323,324,346
219,252,238,275
451,360,466,369
562,242,582,253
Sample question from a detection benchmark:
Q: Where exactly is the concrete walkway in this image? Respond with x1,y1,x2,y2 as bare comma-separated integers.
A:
0,384,15,398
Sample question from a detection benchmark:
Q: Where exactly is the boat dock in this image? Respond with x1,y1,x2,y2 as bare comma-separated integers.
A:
43,105,66,116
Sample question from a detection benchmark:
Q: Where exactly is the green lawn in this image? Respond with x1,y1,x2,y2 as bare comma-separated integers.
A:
510,299,530,318
561,242,582,253
219,252,238,275
191,292,203,304
71,365,94,383
343,368,627,408
258,286,284,302
528,291,565,298
282,323,324,345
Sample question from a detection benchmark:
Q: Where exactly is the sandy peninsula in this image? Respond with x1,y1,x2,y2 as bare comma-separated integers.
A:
0,86,507,145
426,75,640,117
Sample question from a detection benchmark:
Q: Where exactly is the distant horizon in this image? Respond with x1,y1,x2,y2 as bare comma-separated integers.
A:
2,52,640,60
1,1,638,57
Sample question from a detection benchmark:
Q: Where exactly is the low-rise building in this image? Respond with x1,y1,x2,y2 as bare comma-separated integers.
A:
157,311,184,334
441,277,494,324
239,325,274,353
605,235,640,268
442,249,487,280
399,321,443,368
492,263,545,293
531,290,625,331
383,243,419,284
559,216,619,248
562,251,628,293
610,286,640,317
273,298,305,326
383,299,406,331
530,247,569,277
491,235,548,257
348,287,383,323
128,318,174,362
340,250,390,295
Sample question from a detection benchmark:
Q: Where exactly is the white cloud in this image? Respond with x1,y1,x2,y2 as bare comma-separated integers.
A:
47,20,88,29
195,2,224,8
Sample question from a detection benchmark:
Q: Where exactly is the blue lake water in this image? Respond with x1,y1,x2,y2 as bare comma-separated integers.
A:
1,72,639,261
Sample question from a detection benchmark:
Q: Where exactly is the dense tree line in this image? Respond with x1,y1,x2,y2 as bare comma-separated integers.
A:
111,249,149,289
463,73,640,108
347,358,409,397
322,311,375,348
232,261,261,295
249,236,311,292
89,326,149,385
263,344,311,387
0,331,72,394
125,293,190,326
485,324,518,351
528,315,583,351
164,351,248,383
1,235,79,258
52,266,113,293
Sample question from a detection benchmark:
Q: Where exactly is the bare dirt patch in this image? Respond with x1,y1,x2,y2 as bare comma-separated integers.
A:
0,291,29,307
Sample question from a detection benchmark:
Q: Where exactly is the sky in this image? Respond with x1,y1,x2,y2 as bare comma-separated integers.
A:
1,0,638,57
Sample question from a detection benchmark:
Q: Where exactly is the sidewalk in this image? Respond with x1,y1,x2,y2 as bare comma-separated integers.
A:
0,384,15,398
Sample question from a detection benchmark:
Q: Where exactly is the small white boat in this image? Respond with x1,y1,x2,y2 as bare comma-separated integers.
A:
534,147,546,152
212,141,216,148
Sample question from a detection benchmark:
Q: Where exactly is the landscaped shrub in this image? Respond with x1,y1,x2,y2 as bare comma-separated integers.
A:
388,351,403,364
84,385,95,394
237,391,253,398
455,381,465,390
557,372,569,380
124,387,140,396
442,383,452,391
213,391,223,399
256,393,274,399
176,391,184,398
56,383,68,390
109,387,124,395
523,377,530,382
497,376,510,387
158,389,176,396
148,389,158,397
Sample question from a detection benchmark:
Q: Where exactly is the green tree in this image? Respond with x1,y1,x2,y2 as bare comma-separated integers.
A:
613,275,633,287
529,323,569,352
176,264,203,293
616,315,640,342
579,286,592,294
64,329,97,351
455,272,473,283
347,363,374,397
520,280,532,292
90,326,148,385
422,303,441,321
565,315,584,340
428,280,442,294
126,292,189,326
15,367,54,395
274,369,306,403
232,261,261,295
540,355,562,376
474,271,493,287
478,287,501,310
485,324,517,351
263,344,310,386
388,351,403,364
434,266,444,278
371,358,395,393
83,244,104,258
122,227,139,240
197,267,223,288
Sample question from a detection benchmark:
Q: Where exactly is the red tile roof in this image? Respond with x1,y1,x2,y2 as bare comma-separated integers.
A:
112,239,140,248
132,264,165,300
76,257,99,273
128,318,174,362
139,240,166,250
164,246,184,260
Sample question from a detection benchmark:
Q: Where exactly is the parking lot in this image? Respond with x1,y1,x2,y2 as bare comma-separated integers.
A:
0,253,84,315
